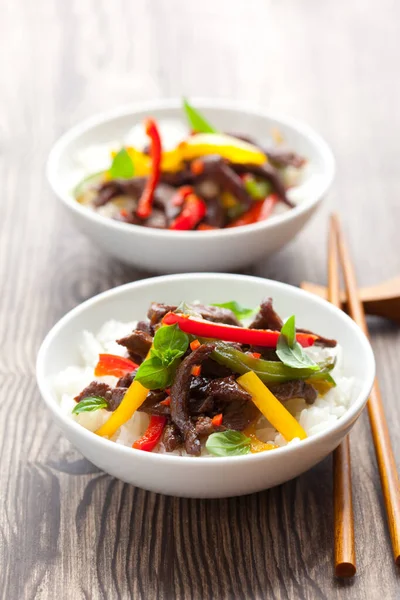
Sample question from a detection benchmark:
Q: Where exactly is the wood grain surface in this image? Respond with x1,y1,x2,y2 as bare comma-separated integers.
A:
1,0,400,598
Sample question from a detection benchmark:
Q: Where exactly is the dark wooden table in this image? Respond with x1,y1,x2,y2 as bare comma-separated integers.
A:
1,0,399,598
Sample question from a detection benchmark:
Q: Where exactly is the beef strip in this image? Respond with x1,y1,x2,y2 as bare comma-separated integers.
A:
170,343,216,456
202,376,251,403
94,178,147,207
138,391,170,416
152,183,181,223
268,380,317,404
201,359,232,379
231,162,293,207
148,302,176,326
136,320,153,335
228,133,306,169
194,416,215,436
191,155,253,208
117,370,137,388
147,302,240,327
201,195,226,228
74,381,110,404
163,422,183,452
117,329,153,363
297,328,337,348
188,396,215,414
222,401,260,431
74,381,126,412
250,297,284,330
160,169,195,187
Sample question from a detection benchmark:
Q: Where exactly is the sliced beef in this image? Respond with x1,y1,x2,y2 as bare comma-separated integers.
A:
222,401,260,431
117,370,137,388
297,328,337,348
117,329,153,363
147,302,240,327
160,169,195,187
74,381,110,404
94,178,147,207
231,162,293,207
201,359,232,379
163,422,183,452
268,380,317,404
138,391,170,416
202,376,251,403
74,381,126,412
152,183,181,223
188,396,215,414
136,320,153,335
191,155,253,208
170,343,216,456
194,416,215,436
250,298,284,330
193,304,241,326
104,387,126,412
148,302,176,326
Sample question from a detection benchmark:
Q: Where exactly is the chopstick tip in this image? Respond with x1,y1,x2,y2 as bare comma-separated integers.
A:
335,562,356,578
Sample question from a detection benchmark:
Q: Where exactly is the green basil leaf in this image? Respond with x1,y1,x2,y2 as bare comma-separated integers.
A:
206,430,251,457
153,324,189,366
109,148,134,179
276,315,319,370
134,354,174,390
211,301,257,321
244,176,272,200
72,396,108,414
182,97,217,133
281,315,296,347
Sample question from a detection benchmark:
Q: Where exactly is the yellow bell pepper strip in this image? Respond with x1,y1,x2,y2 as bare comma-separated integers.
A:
178,133,267,165
126,146,184,176
237,371,307,441
95,378,149,438
243,424,278,453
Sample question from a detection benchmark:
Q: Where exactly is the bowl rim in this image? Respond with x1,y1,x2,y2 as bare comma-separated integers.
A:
46,97,335,239
36,273,375,466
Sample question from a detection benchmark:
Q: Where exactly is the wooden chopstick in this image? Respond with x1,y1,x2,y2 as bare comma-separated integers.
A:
328,216,356,578
332,213,400,565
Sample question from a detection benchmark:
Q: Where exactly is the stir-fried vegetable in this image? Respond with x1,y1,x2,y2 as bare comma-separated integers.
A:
109,148,135,179
136,119,162,219
183,97,216,133
133,415,167,451
237,371,307,441
227,194,277,228
169,193,207,230
94,354,138,378
211,342,335,384
134,324,189,389
72,396,108,414
95,378,150,438
206,430,252,456
162,312,317,348
179,133,267,166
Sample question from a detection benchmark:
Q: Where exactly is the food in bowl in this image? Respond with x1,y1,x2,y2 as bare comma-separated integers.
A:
51,297,355,457
74,98,306,231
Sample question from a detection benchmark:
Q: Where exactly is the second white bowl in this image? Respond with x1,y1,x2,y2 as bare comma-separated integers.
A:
47,99,335,272
36,274,374,498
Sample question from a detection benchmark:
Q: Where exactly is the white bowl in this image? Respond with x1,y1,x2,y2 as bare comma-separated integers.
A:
37,274,375,498
46,99,335,273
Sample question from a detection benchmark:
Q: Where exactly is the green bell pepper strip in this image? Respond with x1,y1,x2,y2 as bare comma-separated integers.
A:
210,342,335,385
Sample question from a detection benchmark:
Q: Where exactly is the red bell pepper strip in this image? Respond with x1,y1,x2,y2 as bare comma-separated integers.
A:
94,354,138,378
136,118,162,219
171,185,194,207
162,313,316,348
227,194,278,228
169,193,207,230
133,415,167,451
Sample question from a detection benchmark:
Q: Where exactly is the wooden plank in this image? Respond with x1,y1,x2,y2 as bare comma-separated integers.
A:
1,0,399,598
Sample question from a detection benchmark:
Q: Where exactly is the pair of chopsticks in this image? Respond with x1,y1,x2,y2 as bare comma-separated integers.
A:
327,214,400,577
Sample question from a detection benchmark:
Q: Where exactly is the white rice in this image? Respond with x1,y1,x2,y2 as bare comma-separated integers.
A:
51,319,355,454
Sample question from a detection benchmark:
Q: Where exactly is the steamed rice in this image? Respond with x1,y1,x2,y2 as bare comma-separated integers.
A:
51,319,355,455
